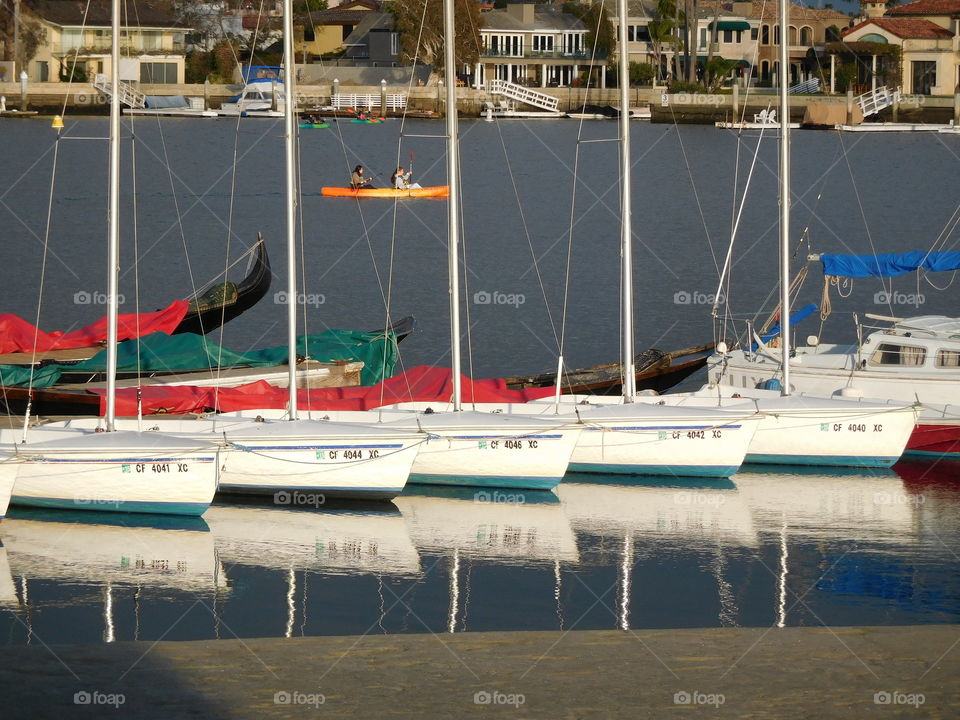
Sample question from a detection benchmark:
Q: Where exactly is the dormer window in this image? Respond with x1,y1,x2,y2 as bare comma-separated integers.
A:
869,343,926,366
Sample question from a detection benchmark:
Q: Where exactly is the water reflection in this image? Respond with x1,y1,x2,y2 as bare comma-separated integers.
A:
0,464,956,643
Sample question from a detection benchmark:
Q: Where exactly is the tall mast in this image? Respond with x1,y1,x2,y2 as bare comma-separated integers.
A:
283,0,299,419
105,0,121,431
778,0,791,396
618,0,636,402
443,0,462,411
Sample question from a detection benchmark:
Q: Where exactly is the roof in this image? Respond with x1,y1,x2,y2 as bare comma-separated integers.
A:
27,0,187,28
482,5,584,32
732,0,848,22
886,0,960,15
843,17,953,38
298,0,380,25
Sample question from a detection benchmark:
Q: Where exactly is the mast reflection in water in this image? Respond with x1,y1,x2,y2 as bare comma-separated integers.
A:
1,462,958,644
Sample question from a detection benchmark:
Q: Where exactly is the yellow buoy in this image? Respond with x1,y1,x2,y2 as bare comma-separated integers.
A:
51,115,64,129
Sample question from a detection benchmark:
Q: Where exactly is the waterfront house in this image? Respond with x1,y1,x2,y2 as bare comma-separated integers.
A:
836,0,959,95
294,0,381,58
473,2,604,88
23,0,189,84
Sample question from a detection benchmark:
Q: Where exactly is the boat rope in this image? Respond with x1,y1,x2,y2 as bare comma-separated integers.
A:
224,434,434,466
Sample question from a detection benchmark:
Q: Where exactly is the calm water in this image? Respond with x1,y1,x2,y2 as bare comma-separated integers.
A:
1,116,959,643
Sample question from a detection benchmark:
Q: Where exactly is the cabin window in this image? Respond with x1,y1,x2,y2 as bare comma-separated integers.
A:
869,343,926,367
936,350,960,367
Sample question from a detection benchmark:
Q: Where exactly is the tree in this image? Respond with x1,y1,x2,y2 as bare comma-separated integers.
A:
0,2,47,71
648,0,677,83
390,0,482,73
564,1,614,60
629,61,655,85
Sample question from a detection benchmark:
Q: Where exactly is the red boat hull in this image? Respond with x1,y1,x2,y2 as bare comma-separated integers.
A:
904,421,960,459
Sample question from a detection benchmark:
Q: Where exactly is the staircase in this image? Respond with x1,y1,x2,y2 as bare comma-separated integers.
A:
856,86,900,117
487,79,559,113
92,74,147,109
789,78,820,95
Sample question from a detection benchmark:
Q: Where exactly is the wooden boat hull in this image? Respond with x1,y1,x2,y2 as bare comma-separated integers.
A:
504,343,716,395
321,186,449,198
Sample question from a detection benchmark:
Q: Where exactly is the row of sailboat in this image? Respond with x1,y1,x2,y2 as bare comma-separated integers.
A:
0,0,923,522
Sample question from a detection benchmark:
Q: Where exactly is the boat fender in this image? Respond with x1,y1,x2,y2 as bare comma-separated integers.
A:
255,415,265,423
759,379,782,392
424,407,435,414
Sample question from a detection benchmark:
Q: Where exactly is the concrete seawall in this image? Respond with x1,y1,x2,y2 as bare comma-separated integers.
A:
0,625,957,718
2,82,956,124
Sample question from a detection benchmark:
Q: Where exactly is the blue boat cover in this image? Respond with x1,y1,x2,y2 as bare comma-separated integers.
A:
820,251,960,278
751,303,818,351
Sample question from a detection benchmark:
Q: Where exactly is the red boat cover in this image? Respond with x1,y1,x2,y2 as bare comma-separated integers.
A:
95,365,557,416
0,301,189,355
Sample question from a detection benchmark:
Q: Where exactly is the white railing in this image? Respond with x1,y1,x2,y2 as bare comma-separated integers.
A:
856,86,900,117
330,93,407,111
487,79,559,112
92,73,146,109
789,77,820,95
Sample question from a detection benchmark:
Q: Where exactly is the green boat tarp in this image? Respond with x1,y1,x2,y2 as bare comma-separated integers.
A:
0,329,398,388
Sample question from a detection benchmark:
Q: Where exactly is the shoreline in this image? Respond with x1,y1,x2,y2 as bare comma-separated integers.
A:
1,625,957,717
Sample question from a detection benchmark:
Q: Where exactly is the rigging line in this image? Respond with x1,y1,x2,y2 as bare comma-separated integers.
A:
58,0,93,118
22,126,64,439
378,0,433,409
494,120,561,353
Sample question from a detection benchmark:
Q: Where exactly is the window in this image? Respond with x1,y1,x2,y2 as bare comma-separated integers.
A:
140,62,177,83
304,27,315,42
912,60,936,95
774,26,780,45
142,31,161,51
533,34,553,52
936,350,960,367
761,25,769,45
62,28,83,51
800,26,813,45
735,30,743,43
636,26,650,42
869,343,926,366
699,28,707,49
35,60,49,82
751,27,758,40
390,32,399,56
627,25,635,42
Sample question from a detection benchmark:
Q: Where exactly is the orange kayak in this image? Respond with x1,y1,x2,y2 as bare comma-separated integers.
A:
321,186,449,198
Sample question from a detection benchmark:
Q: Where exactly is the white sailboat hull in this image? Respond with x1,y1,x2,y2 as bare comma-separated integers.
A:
0,454,14,519
6,430,218,516
387,402,758,478
304,410,582,490
57,417,423,501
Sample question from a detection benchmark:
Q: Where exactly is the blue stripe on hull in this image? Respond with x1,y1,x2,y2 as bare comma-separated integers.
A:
217,484,403,501
743,453,899,468
568,463,740,478
902,449,960,460
11,496,209,516
409,474,562,491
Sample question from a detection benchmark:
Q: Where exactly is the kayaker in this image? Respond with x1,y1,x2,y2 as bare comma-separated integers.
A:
350,165,373,189
391,166,421,190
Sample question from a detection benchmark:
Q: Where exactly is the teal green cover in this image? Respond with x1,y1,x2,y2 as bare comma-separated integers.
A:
0,330,398,388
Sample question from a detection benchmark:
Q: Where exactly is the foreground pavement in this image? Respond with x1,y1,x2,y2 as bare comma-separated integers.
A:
0,626,957,718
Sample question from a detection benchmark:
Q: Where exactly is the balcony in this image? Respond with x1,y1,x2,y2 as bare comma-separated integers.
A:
53,38,184,55
480,49,604,61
